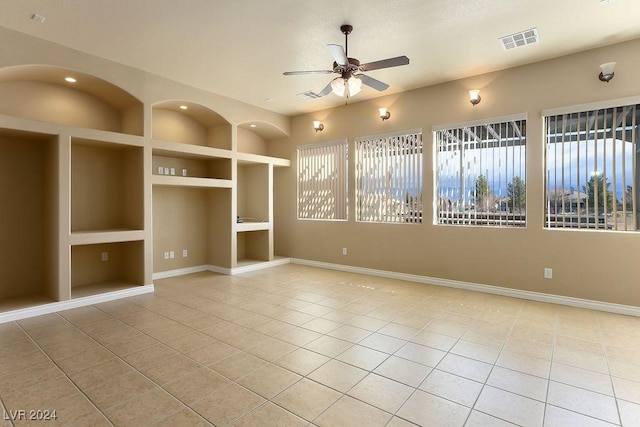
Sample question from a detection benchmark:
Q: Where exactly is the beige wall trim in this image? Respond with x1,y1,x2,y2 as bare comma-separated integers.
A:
291,259,640,317
0,285,154,324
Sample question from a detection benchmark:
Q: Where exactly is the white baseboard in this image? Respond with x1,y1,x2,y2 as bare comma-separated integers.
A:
230,258,291,275
0,285,155,324
152,265,212,280
153,258,292,280
291,258,640,317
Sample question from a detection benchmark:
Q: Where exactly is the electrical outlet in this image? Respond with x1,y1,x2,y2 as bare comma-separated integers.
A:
169,250,175,259
544,268,553,279
101,252,108,261
342,247,347,255
164,252,169,260
182,249,188,257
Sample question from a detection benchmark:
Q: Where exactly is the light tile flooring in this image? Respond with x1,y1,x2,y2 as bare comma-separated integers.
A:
1,264,640,426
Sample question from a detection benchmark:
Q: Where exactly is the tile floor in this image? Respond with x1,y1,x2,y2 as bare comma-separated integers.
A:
1,264,640,426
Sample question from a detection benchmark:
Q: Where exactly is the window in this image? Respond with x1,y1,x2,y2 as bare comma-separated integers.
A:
435,117,527,227
355,130,423,223
297,140,348,220
544,103,639,231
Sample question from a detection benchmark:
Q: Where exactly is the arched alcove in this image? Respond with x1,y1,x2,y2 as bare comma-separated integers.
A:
152,100,231,150
0,65,143,135
237,121,288,156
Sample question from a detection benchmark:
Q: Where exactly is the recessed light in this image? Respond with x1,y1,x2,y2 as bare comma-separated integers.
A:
64,77,76,83
179,105,188,110
249,124,257,128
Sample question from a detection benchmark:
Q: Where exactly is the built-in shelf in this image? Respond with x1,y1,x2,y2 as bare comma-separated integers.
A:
71,138,144,232
0,294,57,314
151,139,232,159
237,151,290,167
236,222,270,232
237,229,270,265
0,65,292,321
0,129,59,307
70,230,145,246
151,175,232,189
71,282,141,299
71,241,145,298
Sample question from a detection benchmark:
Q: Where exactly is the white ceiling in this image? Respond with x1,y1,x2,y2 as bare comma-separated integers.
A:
1,0,639,117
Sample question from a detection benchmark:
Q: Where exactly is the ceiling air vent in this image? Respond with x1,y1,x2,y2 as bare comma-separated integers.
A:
500,28,539,51
297,91,323,100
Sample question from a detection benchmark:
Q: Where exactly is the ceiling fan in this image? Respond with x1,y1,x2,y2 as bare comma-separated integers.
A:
283,24,409,98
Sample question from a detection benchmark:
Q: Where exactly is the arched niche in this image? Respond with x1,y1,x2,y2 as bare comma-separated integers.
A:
0,65,143,135
152,100,231,150
237,121,288,156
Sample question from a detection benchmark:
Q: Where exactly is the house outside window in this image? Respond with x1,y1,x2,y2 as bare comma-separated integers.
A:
544,102,639,231
435,116,527,227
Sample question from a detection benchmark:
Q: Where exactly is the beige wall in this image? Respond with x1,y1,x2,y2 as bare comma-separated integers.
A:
274,38,640,307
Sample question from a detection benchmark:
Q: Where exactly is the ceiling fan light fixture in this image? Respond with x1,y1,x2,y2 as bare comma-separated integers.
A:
331,77,345,97
347,76,362,96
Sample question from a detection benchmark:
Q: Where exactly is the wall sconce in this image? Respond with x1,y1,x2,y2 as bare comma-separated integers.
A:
313,120,324,132
469,89,481,106
378,108,391,121
599,62,616,82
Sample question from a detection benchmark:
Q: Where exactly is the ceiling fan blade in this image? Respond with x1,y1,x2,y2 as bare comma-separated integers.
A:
283,70,333,75
327,44,348,66
358,74,389,91
359,56,410,72
317,81,334,96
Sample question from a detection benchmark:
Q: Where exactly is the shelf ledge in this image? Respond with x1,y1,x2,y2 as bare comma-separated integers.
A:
237,152,290,167
151,140,232,160
70,230,145,245
236,221,270,232
152,175,232,189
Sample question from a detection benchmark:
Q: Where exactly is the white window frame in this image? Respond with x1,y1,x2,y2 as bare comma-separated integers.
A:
543,97,640,232
297,139,348,221
433,114,527,228
354,129,423,224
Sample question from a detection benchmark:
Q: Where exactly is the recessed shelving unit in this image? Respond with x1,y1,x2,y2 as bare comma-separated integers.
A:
0,129,60,307
0,64,291,322
71,137,144,233
71,241,145,298
236,230,271,265
151,101,235,274
234,123,290,269
152,141,232,189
